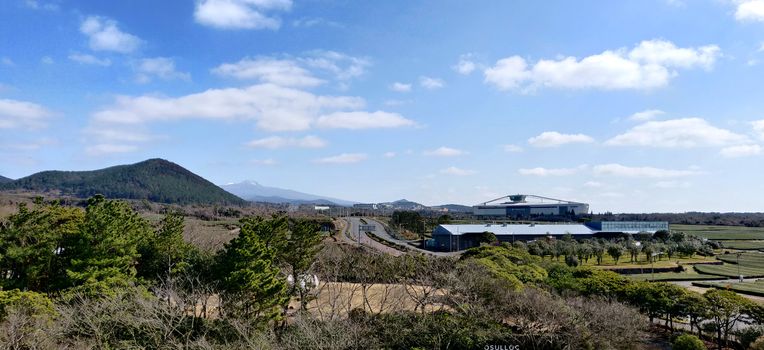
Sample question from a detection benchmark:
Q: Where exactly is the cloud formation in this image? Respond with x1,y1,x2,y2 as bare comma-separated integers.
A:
419,76,445,89
606,118,746,148
484,39,720,91
134,57,190,83
246,135,326,149
194,0,292,30
735,0,764,22
593,163,699,178
0,98,52,129
440,166,477,176
80,16,142,53
528,131,595,147
313,153,367,164
68,53,111,66
315,111,414,129
628,109,665,122
423,146,467,157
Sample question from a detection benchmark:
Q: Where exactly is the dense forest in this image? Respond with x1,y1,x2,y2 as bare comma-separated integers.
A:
0,175,11,184
0,159,246,206
2,198,764,349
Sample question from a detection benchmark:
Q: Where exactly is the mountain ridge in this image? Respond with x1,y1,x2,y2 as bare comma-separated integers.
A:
0,158,246,206
221,180,356,206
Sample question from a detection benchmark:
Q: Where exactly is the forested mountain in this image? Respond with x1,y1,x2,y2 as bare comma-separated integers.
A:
0,159,246,205
0,175,11,184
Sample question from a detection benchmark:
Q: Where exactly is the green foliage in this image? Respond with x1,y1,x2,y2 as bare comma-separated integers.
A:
1,158,246,205
216,216,288,321
0,201,83,292
391,211,424,232
607,243,625,264
672,334,706,350
64,195,152,297
461,245,547,288
0,289,54,320
137,211,195,281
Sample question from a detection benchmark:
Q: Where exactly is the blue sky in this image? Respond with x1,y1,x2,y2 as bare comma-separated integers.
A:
2,0,764,212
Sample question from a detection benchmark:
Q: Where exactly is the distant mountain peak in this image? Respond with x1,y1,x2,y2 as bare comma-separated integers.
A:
222,180,355,206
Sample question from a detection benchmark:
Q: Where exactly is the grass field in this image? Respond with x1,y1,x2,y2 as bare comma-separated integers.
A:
693,264,764,278
692,279,764,297
717,240,764,250
579,254,713,269
717,252,764,266
672,224,764,240
629,271,724,282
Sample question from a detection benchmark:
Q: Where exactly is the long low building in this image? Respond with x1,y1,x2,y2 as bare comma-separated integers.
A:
429,221,669,251
473,194,589,219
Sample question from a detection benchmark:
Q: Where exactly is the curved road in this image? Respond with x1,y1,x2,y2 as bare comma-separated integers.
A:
341,217,460,257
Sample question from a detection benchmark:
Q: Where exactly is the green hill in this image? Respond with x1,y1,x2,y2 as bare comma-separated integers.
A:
0,159,246,206
0,175,11,184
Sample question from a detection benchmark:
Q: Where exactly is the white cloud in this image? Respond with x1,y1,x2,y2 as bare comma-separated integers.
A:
628,109,665,121
251,158,277,165
528,131,595,147
80,16,142,53
2,57,15,66
24,0,59,11
503,144,523,153
390,82,412,92
606,118,747,148
593,163,699,178
292,17,342,28
0,98,52,129
453,54,477,75
752,120,764,139
383,152,396,158
315,111,415,129
68,53,111,66
246,135,326,149
440,166,477,176
212,57,323,87
134,57,190,83
85,143,138,156
419,76,445,89
213,52,369,88
300,50,370,82
583,181,605,188
484,39,720,91
735,0,764,22
313,153,367,164
518,166,585,176
84,126,155,143
719,144,762,158
194,0,292,30
41,56,54,64
423,146,467,157
90,83,367,132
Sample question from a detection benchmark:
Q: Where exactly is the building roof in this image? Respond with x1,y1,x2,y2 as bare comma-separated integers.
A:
437,224,594,236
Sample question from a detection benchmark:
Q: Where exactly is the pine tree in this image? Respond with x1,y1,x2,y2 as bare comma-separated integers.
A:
0,200,83,293
217,217,288,322
64,195,151,297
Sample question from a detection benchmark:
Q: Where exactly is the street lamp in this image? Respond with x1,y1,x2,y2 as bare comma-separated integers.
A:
737,252,743,282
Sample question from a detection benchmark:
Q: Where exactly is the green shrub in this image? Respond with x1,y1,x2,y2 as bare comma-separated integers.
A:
0,289,55,320
672,333,706,350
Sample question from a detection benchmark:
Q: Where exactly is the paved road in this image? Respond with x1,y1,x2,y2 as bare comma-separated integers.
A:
341,217,460,257
342,217,403,256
